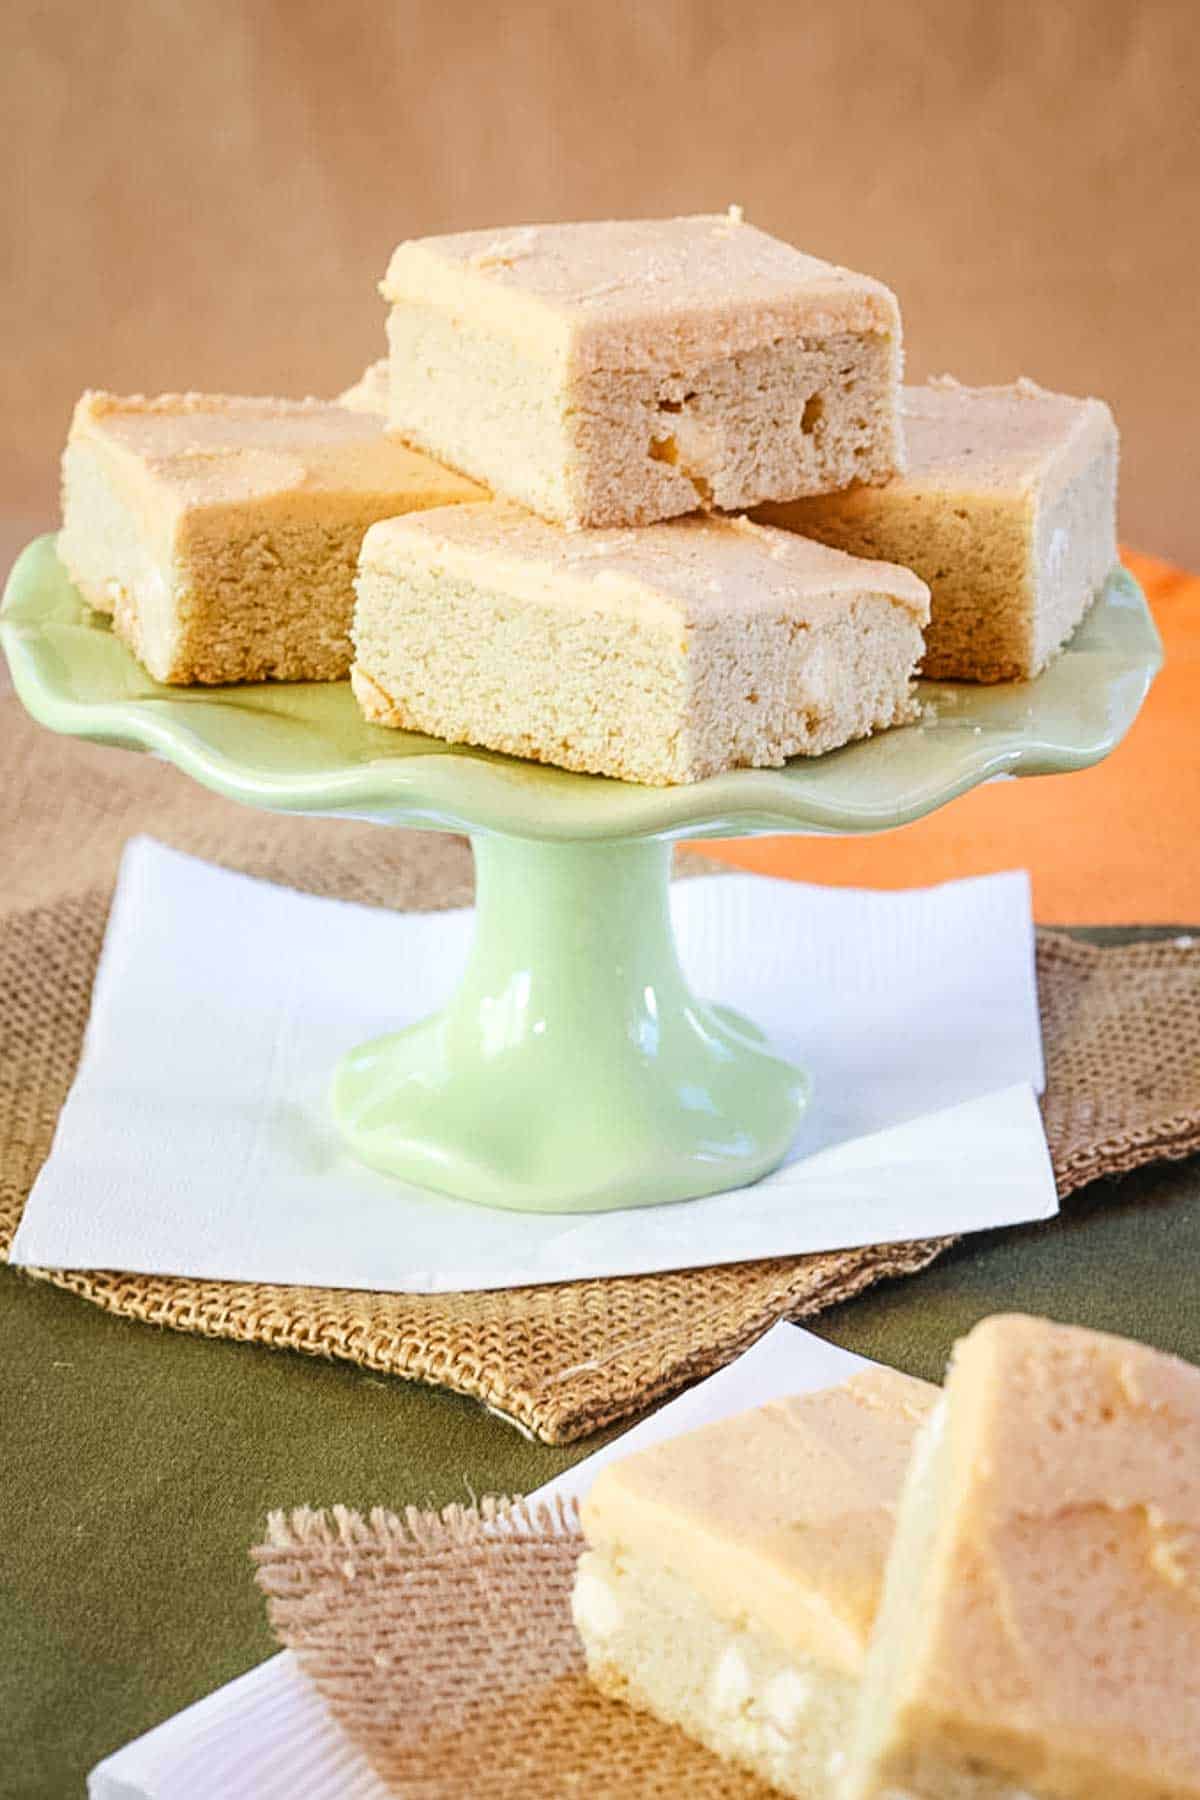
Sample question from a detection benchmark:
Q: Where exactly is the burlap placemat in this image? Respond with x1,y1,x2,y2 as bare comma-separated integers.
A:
254,1499,769,1797
2,698,1199,1441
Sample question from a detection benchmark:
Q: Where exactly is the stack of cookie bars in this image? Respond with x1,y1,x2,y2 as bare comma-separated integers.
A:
58,210,1119,786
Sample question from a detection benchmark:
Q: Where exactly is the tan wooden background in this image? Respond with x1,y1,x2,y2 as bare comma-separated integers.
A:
4,0,1199,566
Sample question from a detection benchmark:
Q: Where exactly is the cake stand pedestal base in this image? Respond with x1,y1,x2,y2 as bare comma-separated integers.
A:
332,833,808,1213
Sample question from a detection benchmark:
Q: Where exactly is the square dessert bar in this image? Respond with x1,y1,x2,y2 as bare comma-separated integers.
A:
58,391,482,685
351,505,929,785
573,1369,939,1799
845,1315,1200,1800
380,213,906,528
758,377,1119,682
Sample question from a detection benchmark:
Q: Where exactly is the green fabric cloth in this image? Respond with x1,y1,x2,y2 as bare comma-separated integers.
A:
3,927,1198,1798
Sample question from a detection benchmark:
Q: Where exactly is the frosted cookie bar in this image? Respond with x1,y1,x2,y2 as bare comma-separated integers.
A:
845,1315,1200,1800
352,505,929,785
59,391,482,684
758,378,1118,681
573,1369,938,1798
380,213,905,528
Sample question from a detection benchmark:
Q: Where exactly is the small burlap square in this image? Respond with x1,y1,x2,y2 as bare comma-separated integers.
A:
3,700,1199,1441
1036,929,1200,1194
254,1499,770,1797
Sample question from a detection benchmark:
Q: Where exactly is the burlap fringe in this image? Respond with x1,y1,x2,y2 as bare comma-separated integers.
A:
261,1494,582,1561
3,705,1199,1442
254,1499,770,1797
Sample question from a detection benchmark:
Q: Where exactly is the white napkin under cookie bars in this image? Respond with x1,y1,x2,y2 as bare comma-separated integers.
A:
12,837,1052,1289
85,1322,910,1800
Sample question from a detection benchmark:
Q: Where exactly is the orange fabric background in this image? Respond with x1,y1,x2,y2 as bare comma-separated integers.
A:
696,550,1198,923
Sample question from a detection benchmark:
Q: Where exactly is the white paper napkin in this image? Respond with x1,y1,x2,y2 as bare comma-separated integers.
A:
87,1321,874,1800
13,838,1053,1288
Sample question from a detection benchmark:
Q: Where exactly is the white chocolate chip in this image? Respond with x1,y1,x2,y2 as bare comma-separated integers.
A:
1045,524,1068,582
763,1667,813,1734
570,1565,623,1639
710,1643,753,1715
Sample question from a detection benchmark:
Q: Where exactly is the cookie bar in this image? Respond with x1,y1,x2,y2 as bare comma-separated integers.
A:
351,504,929,785
380,213,905,528
758,378,1119,681
573,1369,938,1798
58,390,482,684
845,1315,1200,1800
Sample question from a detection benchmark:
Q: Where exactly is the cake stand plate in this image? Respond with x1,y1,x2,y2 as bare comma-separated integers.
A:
2,535,1162,1213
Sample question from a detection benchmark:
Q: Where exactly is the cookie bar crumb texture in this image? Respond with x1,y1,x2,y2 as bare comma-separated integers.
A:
759,379,1119,683
58,390,482,685
381,214,905,528
352,503,928,784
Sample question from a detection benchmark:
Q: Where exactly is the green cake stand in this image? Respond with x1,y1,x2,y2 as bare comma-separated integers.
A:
1,534,1162,1214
